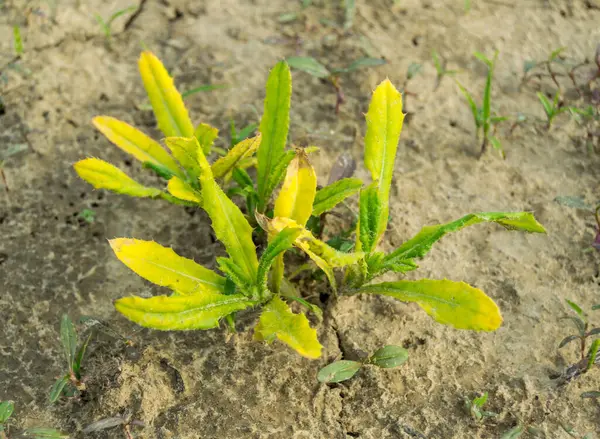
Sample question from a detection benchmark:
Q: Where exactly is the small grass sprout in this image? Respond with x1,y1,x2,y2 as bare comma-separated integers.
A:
536,91,575,129
49,315,92,403
457,51,508,157
431,50,458,90
286,55,387,113
12,26,23,56
94,6,138,45
104,60,545,360
0,401,67,439
464,392,496,422
317,345,408,383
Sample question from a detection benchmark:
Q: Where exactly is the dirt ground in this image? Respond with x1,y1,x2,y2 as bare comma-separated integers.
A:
2,0,600,438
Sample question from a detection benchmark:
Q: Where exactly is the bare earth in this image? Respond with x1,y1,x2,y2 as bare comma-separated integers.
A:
1,0,600,438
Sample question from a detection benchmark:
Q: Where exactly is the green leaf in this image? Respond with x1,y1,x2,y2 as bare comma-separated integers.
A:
254,296,322,358
257,61,292,212
368,345,409,368
182,84,228,99
60,314,77,372
357,182,383,254
265,150,296,204
382,212,546,271
357,279,503,331
217,257,253,292
139,51,194,138
472,392,488,408
49,375,70,404
257,227,302,289
587,339,600,371
566,299,586,320
558,335,580,348
479,51,498,138
13,25,23,56
194,123,219,155
164,137,202,180
456,81,480,129
212,135,261,179
549,47,566,62
23,428,69,438
92,116,182,178
317,360,362,383
286,57,331,79
537,92,554,118
0,401,14,423
74,158,162,198
335,57,387,74
167,176,202,204
73,332,92,379
115,293,255,330
359,79,404,253
109,238,226,295
312,178,362,216
197,145,259,286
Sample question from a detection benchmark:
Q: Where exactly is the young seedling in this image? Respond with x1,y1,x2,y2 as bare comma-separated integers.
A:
78,208,96,224
94,6,138,45
431,50,458,90
286,56,387,114
104,60,545,361
317,345,408,383
522,47,567,92
75,52,259,212
456,51,508,157
0,401,67,439
49,315,92,403
464,392,496,422
558,300,600,383
536,91,574,129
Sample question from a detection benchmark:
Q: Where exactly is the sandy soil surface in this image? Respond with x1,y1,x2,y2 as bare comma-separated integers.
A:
2,0,600,438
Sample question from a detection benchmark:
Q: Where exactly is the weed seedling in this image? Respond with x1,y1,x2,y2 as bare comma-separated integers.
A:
456,51,508,157
431,50,458,90
0,401,67,438
558,300,600,382
286,55,386,113
317,345,408,383
103,60,545,360
94,6,138,45
536,91,575,129
12,26,23,57
78,208,96,224
464,392,496,422
50,315,92,403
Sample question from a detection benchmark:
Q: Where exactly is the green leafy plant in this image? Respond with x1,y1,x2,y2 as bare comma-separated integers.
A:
431,50,458,90
464,392,496,422
94,6,138,44
78,208,96,224
75,52,256,210
536,91,575,129
456,51,508,157
317,345,408,383
558,300,600,382
104,61,545,359
286,56,387,113
49,315,92,403
0,401,67,439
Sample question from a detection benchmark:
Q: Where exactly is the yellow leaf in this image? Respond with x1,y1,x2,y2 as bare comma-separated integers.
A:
164,137,201,179
359,79,405,252
92,116,182,178
194,123,219,154
110,238,226,295
74,158,161,198
254,296,322,358
274,149,317,227
358,279,502,331
212,134,261,179
167,176,202,204
115,292,255,330
139,51,194,138
196,141,259,286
